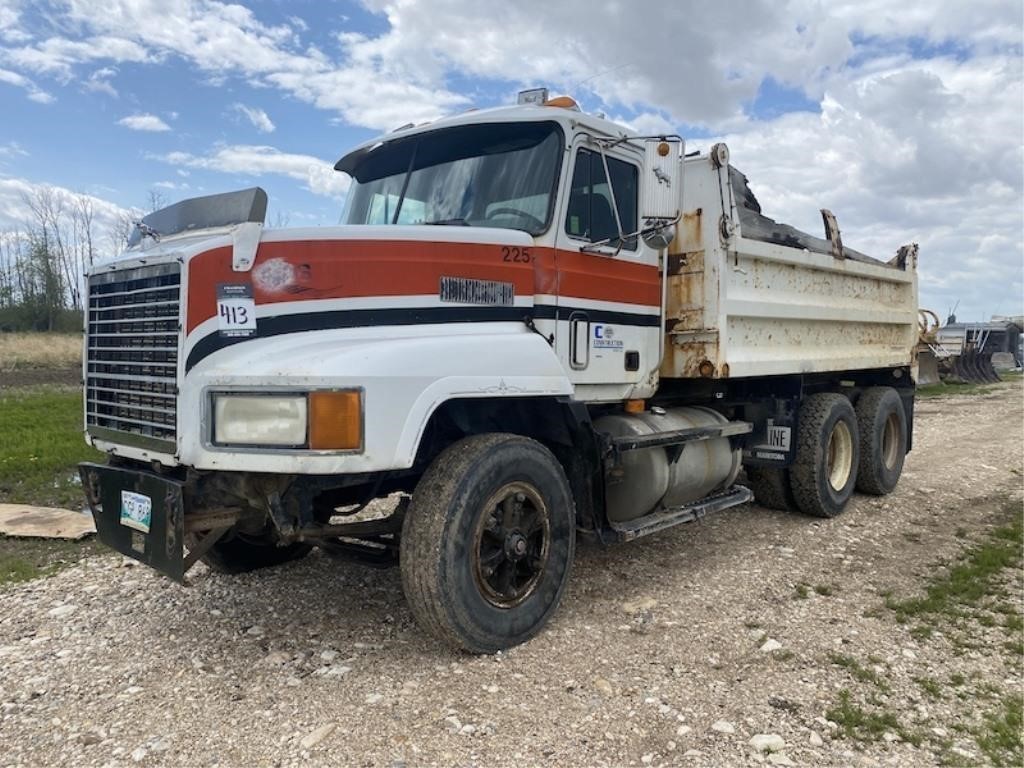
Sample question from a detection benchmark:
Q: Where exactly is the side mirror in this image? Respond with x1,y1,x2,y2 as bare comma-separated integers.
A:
642,138,682,220
641,222,676,251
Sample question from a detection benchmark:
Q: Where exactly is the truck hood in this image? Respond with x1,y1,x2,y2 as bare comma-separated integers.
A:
179,223,545,373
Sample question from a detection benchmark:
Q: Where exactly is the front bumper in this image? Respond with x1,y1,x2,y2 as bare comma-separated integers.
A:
80,463,187,582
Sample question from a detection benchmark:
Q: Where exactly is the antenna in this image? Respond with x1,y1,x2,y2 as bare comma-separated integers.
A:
572,62,633,95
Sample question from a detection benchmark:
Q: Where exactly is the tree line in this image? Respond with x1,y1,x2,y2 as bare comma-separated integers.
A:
0,189,146,332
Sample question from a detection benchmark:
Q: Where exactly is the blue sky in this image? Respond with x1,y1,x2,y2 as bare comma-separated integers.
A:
0,0,1021,321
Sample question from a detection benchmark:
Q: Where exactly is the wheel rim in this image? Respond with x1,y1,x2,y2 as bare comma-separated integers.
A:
472,482,550,608
881,412,900,470
826,420,854,491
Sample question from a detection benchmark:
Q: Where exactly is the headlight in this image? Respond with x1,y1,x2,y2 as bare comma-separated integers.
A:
210,390,363,450
213,394,307,447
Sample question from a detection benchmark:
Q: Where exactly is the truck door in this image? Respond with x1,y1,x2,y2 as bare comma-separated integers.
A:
552,136,663,399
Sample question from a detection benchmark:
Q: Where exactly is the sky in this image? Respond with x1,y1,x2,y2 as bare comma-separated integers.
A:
0,0,1021,321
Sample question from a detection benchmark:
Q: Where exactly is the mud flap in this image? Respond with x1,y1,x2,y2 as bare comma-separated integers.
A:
79,463,187,582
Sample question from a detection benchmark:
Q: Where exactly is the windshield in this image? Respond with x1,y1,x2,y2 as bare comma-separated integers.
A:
340,121,563,235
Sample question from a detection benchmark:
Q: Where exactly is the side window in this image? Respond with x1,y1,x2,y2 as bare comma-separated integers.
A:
564,149,638,250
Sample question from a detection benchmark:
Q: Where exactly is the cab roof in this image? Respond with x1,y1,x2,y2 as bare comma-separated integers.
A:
334,103,635,175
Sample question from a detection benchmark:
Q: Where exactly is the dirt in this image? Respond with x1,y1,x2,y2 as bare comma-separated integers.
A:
0,383,1021,767
0,367,80,390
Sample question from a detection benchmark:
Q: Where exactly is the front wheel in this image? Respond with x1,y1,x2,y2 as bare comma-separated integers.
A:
190,527,312,574
400,434,576,653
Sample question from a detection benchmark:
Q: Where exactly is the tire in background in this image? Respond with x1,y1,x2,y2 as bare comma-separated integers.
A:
400,433,575,653
790,393,860,518
191,530,312,574
854,387,908,495
746,465,797,511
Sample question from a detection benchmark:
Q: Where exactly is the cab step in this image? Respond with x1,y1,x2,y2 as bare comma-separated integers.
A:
607,485,753,542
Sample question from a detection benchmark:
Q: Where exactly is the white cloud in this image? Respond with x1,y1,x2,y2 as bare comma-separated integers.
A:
233,103,275,133
5,35,150,78
0,141,29,158
0,2,31,44
159,144,349,198
0,67,54,103
117,113,171,132
83,65,118,97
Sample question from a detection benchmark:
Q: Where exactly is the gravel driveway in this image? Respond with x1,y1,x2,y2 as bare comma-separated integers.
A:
2,383,1021,767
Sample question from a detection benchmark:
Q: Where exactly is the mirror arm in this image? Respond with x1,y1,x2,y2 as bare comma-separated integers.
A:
580,212,681,255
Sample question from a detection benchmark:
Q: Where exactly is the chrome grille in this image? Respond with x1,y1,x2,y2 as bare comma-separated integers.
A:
86,262,181,450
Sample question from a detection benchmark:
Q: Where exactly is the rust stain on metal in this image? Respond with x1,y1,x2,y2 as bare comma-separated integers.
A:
670,208,703,255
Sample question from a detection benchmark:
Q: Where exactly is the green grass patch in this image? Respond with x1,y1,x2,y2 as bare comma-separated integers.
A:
885,509,1022,628
916,381,996,399
0,535,104,586
916,371,1022,400
828,652,890,690
814,583,835,596
794,583,809,599
0,387,102,507
973,696,1023,767
827,689,921,746
914,676,944,699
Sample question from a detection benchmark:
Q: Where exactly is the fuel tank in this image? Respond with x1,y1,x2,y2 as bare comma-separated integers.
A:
595,407,742,522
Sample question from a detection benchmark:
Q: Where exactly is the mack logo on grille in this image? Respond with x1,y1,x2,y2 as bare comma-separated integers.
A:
439,277,514,306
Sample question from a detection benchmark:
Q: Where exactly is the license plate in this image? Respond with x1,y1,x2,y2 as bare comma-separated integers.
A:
120,490,153,533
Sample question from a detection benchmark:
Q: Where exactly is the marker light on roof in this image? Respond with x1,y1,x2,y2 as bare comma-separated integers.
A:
517,87,549,105
543,96,579,110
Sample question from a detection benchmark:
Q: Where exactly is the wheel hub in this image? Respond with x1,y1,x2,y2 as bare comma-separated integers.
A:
506,531,528,559
473,483,551,608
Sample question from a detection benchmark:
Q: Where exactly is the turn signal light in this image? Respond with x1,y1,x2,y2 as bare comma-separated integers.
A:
309,391,362,450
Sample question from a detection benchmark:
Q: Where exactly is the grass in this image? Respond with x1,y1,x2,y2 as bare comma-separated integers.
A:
916,370,1022,399
914,676,943,699
828,652,890,690
973,697,1023,767
826,689,921,746
0,387,102,507
885,507,1022,629
0,331,81,370
0,535,103,586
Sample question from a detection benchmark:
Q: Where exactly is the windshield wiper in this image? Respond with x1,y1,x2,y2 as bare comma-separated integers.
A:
422,218,470,226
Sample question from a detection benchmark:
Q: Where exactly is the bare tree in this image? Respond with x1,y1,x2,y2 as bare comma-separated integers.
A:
147,189,168,214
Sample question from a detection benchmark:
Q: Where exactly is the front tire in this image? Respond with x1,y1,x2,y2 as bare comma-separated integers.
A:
400,434,576,653
855,387,907,495
790,393,860,518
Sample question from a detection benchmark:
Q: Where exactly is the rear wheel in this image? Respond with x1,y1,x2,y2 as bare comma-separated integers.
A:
855,387,907,495
790,393,860,518
400,434,575,653
746,465,797,511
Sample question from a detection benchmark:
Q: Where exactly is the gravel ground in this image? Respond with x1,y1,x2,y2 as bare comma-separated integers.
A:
1,383,1021,767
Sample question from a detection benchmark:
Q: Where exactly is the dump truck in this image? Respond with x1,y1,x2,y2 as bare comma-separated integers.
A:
79,90,919,652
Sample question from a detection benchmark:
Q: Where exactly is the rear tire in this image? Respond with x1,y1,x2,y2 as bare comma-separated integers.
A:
400,434,575,653
191,529,312,574
790,393,860,518
746,466,797,511
855,387,907,495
